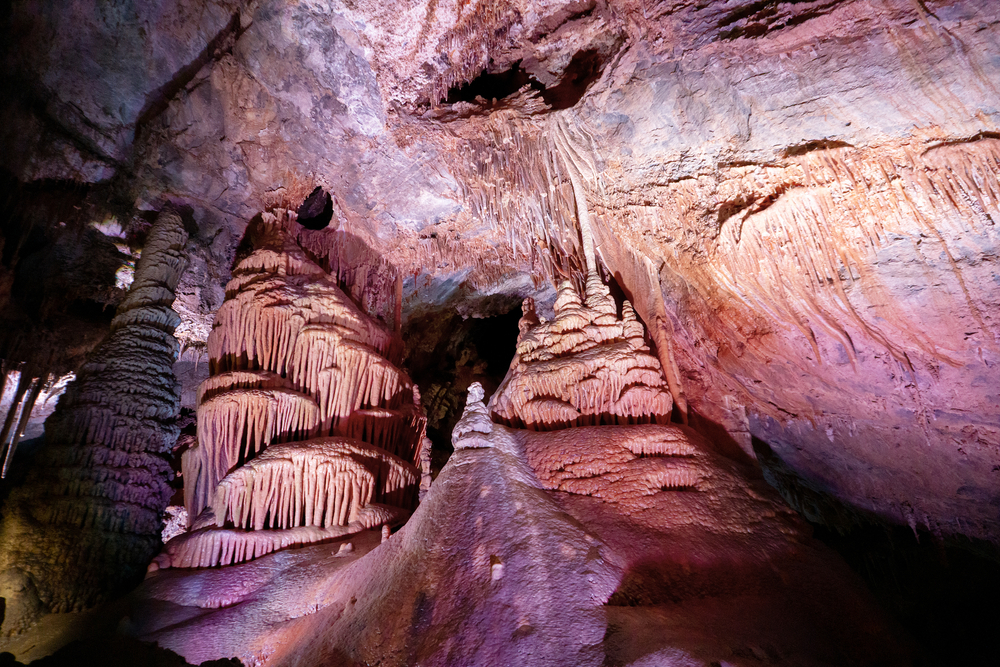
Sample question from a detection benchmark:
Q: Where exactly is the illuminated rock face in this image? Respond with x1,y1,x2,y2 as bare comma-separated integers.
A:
490,276,674,430
0,211,188,633
130,274,910,665
2,0,1000,660
2,0,998,547
131,385,910,666
161,212,422,569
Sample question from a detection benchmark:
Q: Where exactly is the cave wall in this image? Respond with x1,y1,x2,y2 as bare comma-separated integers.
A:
0,0,998,549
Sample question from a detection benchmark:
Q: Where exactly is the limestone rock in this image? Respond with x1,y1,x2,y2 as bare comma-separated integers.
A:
0,211,188,632
168,213,423,568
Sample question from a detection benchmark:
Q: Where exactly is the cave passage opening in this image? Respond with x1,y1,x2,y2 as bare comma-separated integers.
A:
444,48,606,111
402,304,522,475
446,61,540,105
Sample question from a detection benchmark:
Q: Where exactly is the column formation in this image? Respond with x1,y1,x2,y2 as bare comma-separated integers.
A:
158,212,422,569
0,211,188,632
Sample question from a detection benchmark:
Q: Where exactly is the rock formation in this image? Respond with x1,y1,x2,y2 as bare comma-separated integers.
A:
158,212,422,569
128,383,911,666
3,0,996,545
1,0,999,662
123,268,910,666
0,211,188,634
490,276,673,429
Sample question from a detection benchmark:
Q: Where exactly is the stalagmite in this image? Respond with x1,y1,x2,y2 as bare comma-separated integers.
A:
0,211,188,633
162,212,423,568
489,276,673,430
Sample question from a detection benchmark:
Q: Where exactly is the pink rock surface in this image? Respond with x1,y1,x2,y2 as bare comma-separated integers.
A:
130,389,911,666
4,0,996,544
168,213,423,568
490,277,674,430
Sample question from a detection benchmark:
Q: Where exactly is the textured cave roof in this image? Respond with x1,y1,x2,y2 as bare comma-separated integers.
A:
0,0,998,550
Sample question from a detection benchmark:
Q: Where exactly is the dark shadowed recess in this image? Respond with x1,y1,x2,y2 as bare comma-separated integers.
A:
753,436,1000,667
0,171,128,378
445,49,606,111
296,187,333,230
402,305,522,473
0,636,242,666
716,0,842,41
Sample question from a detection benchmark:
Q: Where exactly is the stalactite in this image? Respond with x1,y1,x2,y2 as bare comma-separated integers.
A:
210,437,417,531
698,139,1000,368
0,211,188,632
182,388,321,520
489,277,674,431
153,504,406,570
164,215,424,568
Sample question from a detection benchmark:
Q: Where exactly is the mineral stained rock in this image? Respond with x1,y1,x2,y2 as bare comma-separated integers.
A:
4,0,997,544
0,211,188,634
129,385,911,666
161,212,422,569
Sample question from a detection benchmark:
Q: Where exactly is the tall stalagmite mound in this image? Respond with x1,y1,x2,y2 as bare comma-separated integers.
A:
159,211,423,569
0,210,189,634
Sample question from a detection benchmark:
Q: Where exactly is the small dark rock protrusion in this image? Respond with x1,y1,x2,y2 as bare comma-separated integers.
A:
297,187,333,230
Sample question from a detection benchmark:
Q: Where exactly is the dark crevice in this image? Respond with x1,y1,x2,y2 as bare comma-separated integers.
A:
717,0,780,29
0,635,244,666
717,0,840,41
539,48,604,110
716,196,755,228
296,187,334,230
781,139,853,157
444,48,608,112
445,61,541,105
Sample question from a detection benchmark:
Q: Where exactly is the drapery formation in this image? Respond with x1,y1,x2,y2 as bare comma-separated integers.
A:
489,272,674,430
483,268,720,515
0,211,188,633
163,212,422,568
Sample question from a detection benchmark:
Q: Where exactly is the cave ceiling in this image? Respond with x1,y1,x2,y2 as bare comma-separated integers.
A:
1,0,999,561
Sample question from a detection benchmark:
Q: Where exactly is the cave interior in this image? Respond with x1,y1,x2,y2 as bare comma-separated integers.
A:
0,0,999,665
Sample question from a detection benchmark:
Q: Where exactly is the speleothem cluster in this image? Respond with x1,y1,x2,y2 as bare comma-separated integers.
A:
0,211,188,633
487,271,727,519
490,272,674,430
157,213,423,569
